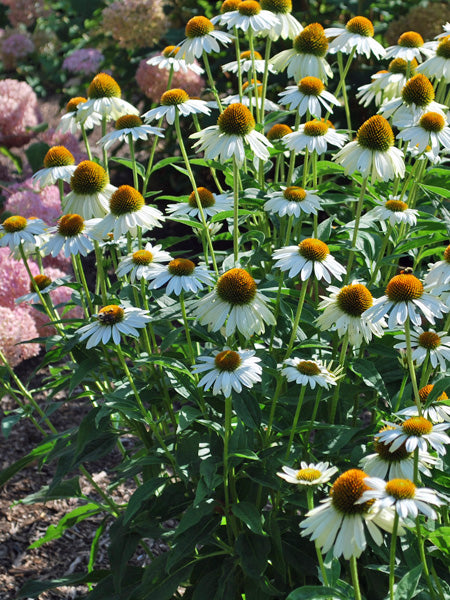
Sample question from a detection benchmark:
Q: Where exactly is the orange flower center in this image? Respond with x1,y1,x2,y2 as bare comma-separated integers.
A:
132,250,153,265
444,244,450,264
58,214,85,237
298,238,330,261
357,115,394,151
161,88,189,106
109,185,144,215
185,16,214,38
385,478,416,499
303,120,329,136
389,57,417,75
296,360,321,375
220,0,242,13
385,273,423,302
218,103,255,136
214,350,242,371
31,274,52,292
436,36,450,59
3,215,28,233
385,199,408,212
238,1,261,16
267,123,292,140
66,96,87,113
240,50,262,60
188,187,216,208
398,31,424,48
115,114,143,129
374,426,411,461
331,469,374,514
168,258,196,276
402,74,434,107
296,467,322,481
346,16,374,37
294,23,328,57
418,384,448,403
162,45,179,57
283,186,307,202
88,73,121,99
298,76,325,96
216,268,257,305
419,112,445,133
418,332,441,351
337,283,373,316
71,161,108,195
43,146,75,168
260,0,292,13
402,416,433,436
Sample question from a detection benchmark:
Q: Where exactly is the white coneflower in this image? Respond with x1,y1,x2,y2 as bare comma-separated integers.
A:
90,185,164,239
277,462,338,486
192,348,262,396
417,35,450,82
271,23,333,83
363,272,447,329
365,197,418,227
394,327,450,371
379,74,448,128
166,186,233,220
78,73,139,121
214,0,279,34
57,96,102,134
146,45,204,74
278,76,339,118
116,243,172,282
222,49,274,74
190,102,272,166
396,384,450,424
283,118,347,154
259,0,303,41
64,160,116,219
0,215,46,249
325,16,385,59
300,468,397,559
194,267,275,338
221,79,280,112
356,58,418,108
333,115,405,183
424,245,450,289
142,88,210,126
316,282,385,346
281,357,339,389
32,146,76,187
175,15,233,63
98,114,164,150
77,305,150,348
376,416,450,455
263,186,322,219
41,214,95,258
146,258,214,296
385,31,432,62
396,111,450,157
273,238,346,283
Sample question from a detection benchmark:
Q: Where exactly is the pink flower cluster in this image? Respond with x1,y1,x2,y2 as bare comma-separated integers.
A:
0,79,41,148
1,30,34,70
136,58,205,102
102,0,168,49
0,0,47,27
4,179,61,226
40,128,87,164
0,306,40,366
62,48,104,75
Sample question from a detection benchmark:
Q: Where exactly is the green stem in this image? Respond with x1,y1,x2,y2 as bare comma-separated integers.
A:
306,489,328,586
58,179,65,210
389,512,400,600
234,28,243,103
368,222,392,287
324,47,356,122
233,158,240,264
329,333,349,424
307,387,323,447
247,30,261,124
80,124,93,161
337,51,352,135
203,51,223,112
345,177,369,284
287,111,301,186
416,510,437,600
404,319,423,417
74,254,94,314
223,394,238,540
260,38,272,118
101,115,109,175
285,282,309,359
393,372,408,413
179,291,195,365
128,134,139,190
93,240,108,305
349,556,362,600
285,385,306,460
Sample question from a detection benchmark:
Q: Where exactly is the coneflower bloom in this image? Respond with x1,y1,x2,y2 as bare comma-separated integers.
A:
90,185,164,239
300,468,397,559
281,357,339,389
32,146,76,187
379,74,448,128
278,76,339,118
272,238,346,283
376,416,450,455
221,79,280,112
417,35,450,82
98,114,164,150
358,477,444,520
78,73,139,121
364,272,447,329
394,327,450,371
64,160,116,219
277,462,338,486
364,197,418,227
283,119,347,154
167,186,233,220
222,50,275,74
271,23,333,83
357,58,418,108
193,348,262,396
146,45,204,74
142,88,210,125
146,258,214,296
57,97,102,134
0,215,46,249
317,282,385,346
396,384,450,423
42,214,95,258
116,243,172,282
263,186,322,219
384,31,433,63
77,305,150,349
175,15,233,63
190,102,272,166
360,425,439,481
333,115,405,183
325,16,385,59
214,0,278,34
424,245,450,289
396,111,450,157
194,267,275,338
259,0,303,41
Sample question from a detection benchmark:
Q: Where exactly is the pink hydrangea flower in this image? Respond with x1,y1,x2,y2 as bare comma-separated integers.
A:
40,128,87,164
136,58,205,102
4,178,61,226
102,0,168,49
0,305,40,366
62,48,104,75
0,247,39,310
0,79,41,148
1,30,34,70
0,0,47,27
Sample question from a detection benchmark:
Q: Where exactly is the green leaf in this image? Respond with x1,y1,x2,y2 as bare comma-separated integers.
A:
286,586,346,600
137,554,194,600
110,157,146,179
19,477,82,504
427,527,450,556
69,356,101,392
232,388,261,429
211,209,253,223
350,358,390,400
151,155,183,172
17,571,109,598
235,532,270,579
29,503,101,548
25,141,50,172
231,501,264,535
394,563,423,599
0,440,56,487
123,478,167,525
0,145,22,173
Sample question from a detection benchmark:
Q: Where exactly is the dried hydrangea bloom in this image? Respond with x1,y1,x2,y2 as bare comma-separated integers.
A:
136,57,205,102
0,306,40,366
4,178,61,226
101,0,168,49
0,79,41,148
62,48,104,75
